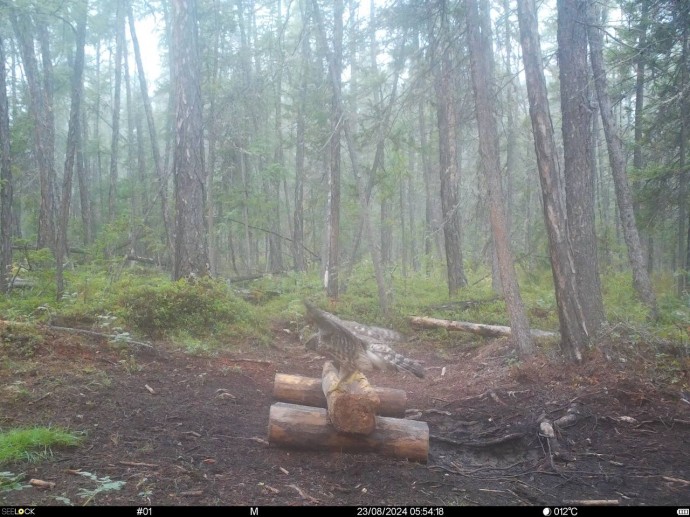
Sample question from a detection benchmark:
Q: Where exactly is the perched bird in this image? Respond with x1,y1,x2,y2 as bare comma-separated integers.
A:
303,300,425,384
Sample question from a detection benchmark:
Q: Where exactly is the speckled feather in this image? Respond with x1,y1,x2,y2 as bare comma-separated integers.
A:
303,301,424,378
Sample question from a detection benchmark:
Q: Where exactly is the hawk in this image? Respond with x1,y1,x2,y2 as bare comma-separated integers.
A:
303,301,425,385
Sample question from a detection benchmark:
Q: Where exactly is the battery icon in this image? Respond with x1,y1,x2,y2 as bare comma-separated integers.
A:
677,509,689,515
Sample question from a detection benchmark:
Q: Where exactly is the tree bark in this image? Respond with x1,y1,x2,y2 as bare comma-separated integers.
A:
292,7,308,273
128,0,173,256
678,19,690,293
77,108,93,245
558,0,605,336
171,0,209,279
10,10,56,252
312,0,390,313
109,0,124,224
586,3,658,318
325,0,343,300
466,0,534,356
0,35,12,294
56,3,87,301
419,101,442,272
267,0,286,275
432,2,467,296
517,0,591,361
632,4,652,274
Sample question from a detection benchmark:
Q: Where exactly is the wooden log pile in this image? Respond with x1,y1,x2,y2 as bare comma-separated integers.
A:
268,361,429,462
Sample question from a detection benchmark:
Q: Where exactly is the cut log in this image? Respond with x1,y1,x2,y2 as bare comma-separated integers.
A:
409,316,558,340
268,402,429,463
321,361,380,435
273,372,407,417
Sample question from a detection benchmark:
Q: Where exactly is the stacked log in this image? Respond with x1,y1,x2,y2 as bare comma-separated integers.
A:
268,361,429,462
273,372,407,418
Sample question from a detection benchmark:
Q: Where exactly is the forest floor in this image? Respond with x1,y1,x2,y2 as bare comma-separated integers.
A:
1,318,689,507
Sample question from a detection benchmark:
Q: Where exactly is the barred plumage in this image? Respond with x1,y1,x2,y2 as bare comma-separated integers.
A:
303,301,424,379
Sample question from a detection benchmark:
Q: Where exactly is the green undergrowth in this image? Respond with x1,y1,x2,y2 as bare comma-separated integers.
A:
2,249,689,365
0,427,82,465
0,256,268,352
115,276,266,350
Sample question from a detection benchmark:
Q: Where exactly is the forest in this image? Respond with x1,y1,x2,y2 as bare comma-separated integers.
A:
1,0,689,507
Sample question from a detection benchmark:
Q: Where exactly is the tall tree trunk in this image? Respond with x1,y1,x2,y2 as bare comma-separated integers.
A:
325,0,343,299
632,4,652,274
10,10,56,251
517,0,591,361
124,41,138,255
77,108,93,245
109,0,124,224
419,101,441,273
171,0,209,279
432,3,467,296
128,0,173,256
206,0,221,275
56,3,87,300
678,19,690,291
408,145,419,273
293,9,308,273
558,0,605,336
94,40,104,217
0,35,12,294
586,2,658,318
370,0,391,271
269,0,285,274
467,0,533,356
312,0,389,313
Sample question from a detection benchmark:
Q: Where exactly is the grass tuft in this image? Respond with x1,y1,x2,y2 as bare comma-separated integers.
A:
0,427,82,465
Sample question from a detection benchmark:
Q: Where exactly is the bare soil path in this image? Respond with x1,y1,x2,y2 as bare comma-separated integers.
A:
1,322,689,506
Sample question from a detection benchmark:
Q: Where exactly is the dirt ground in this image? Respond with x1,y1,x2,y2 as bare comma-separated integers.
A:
1,318,689,507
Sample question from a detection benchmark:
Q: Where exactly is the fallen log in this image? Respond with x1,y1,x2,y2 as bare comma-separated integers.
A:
0,320,153,349
409,316,558,340
273,373,407,418
267,402,429,463
321,361,379,435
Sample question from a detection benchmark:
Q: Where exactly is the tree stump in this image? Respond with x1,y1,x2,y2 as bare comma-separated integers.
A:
267,402,429,463
321,361,379,435
273,372,407,418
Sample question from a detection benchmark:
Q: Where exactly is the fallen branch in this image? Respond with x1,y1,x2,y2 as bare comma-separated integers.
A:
180,490,204,497
144,384,156,394
226,358,273,365
409,316,557,340
430,432,523,448
29,479,55,490
662,476,690,486
287,483,320,503
119,461,159,468
0,319,153,349
47,324,153,348
28,392,52,405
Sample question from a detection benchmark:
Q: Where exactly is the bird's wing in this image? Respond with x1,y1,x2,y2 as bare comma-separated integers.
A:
304,301,369,352
367,343,425,378
342,320,407,344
